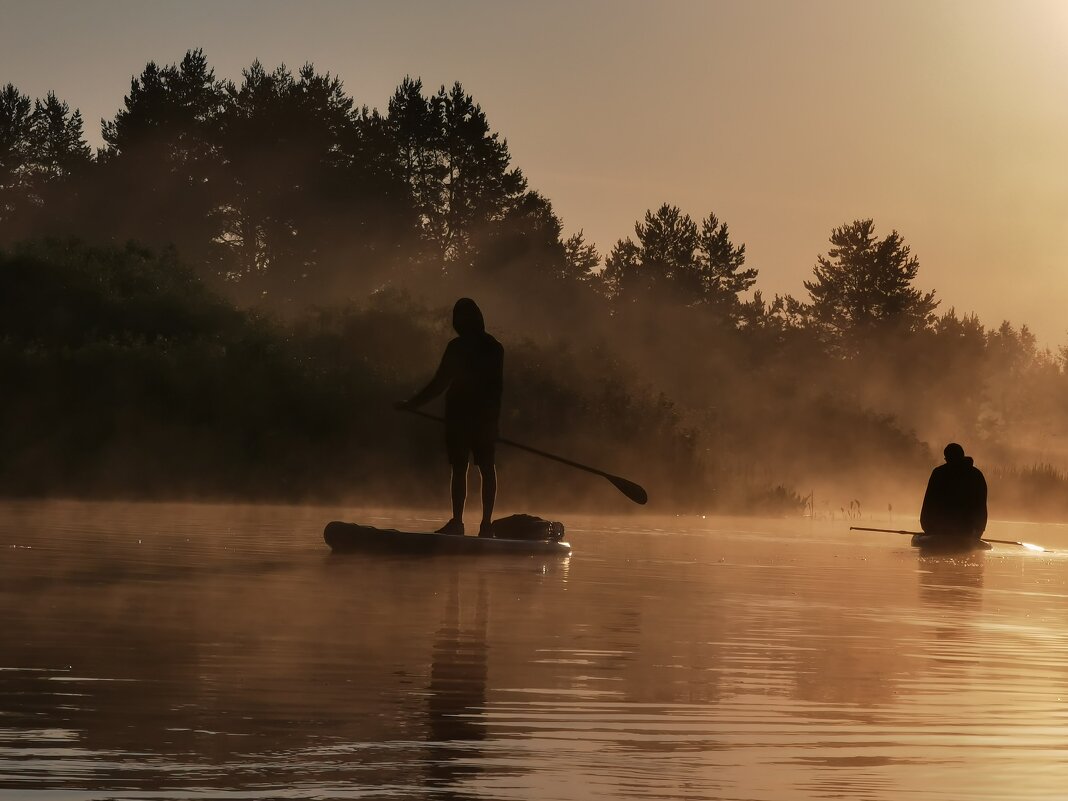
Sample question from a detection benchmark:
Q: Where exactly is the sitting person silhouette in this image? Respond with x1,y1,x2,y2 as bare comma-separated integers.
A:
397,298,503,537
920,443,988,539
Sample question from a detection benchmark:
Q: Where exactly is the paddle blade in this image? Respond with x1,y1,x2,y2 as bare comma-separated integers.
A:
982,537,1048,552
1013,541,1047,552
607,474,648,505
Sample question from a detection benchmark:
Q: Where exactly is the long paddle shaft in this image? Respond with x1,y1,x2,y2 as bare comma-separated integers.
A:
849,526,1048,552
400,407,648,505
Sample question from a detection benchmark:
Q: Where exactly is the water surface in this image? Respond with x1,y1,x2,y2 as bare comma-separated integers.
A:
3,500,1068,799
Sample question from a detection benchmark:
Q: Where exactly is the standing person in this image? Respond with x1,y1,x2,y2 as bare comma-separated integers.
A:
397,298,503,537
920,443,988,540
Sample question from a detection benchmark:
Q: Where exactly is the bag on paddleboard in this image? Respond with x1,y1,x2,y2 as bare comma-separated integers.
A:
490,513,565,542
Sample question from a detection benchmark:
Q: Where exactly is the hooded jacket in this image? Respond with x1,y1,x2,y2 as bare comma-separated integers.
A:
408,299,503,423
920,456,988,537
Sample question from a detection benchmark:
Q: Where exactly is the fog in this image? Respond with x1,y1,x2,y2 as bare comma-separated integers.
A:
2,52,1067,521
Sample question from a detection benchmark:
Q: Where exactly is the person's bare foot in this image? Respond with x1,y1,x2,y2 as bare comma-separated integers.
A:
435,519,465,536
478,520,494,538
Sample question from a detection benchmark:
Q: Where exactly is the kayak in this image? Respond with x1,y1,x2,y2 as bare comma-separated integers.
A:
910,533,992,552
324,521,572,556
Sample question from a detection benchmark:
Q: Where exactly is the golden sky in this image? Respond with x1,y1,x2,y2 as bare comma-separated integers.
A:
4,0,1066,344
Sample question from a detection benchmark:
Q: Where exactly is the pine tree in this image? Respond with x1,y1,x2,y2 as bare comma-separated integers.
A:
0,83,34,230
96,49,228,274
602,203,754,315
804,219,938,343
31,92,91,181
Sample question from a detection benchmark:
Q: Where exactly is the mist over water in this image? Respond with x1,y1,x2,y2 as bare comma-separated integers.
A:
4,500,1068,800
6,51,1068,519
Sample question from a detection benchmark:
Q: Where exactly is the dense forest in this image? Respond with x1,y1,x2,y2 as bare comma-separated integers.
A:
2,50,1067,518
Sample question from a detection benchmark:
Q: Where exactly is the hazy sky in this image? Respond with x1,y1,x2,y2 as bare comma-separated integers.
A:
4,0,1067,344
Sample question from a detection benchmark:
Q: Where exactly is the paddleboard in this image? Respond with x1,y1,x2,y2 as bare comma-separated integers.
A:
324,521,572,556
910,533,992,552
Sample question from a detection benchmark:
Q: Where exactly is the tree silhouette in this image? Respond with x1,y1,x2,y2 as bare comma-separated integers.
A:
386,76,446,266
95,49,228,274
102,50,226,157
437,82,525,268
562,231,600,281
0,83,35,231
804,219,938,345
603,203,755,314
30,93,91,184
0,85,90,239
219,61,352,295
698,212,756,308
5,51,1068,515
217,61,411,307
384,80,526,271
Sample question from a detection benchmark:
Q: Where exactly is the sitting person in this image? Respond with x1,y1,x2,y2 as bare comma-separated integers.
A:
920,443,988,539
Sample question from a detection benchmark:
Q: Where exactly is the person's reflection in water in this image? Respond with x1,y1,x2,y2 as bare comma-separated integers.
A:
425,573,489,798
917,553,985,653
918,553,985,612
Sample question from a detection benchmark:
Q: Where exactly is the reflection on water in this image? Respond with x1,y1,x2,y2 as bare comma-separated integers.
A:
3,500,1068,799
426,573,489,797
918,552,985,612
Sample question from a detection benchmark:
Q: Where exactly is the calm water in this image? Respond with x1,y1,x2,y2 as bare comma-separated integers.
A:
3,500,1068,800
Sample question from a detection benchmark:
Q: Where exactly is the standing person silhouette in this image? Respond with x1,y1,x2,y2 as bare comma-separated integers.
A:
397,298,503,537
920,443,988,540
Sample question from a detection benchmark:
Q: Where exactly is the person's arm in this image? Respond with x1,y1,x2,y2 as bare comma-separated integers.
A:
399,341,457,409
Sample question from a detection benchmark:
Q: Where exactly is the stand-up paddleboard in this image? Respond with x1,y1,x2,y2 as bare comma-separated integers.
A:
910,533,992,552
324,515,571,556
851,526,1048,553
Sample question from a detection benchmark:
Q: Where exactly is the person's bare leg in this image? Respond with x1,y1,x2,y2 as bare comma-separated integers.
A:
479,465,496,534
451,465,468,524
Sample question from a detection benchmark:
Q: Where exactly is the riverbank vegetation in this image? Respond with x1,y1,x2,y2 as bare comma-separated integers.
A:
2,51,1067,517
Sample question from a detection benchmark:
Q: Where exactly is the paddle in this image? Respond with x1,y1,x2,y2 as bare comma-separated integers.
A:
849,526,1049,552
398,406,648,505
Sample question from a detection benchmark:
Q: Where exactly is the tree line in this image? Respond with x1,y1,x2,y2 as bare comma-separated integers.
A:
2,50,1067,516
